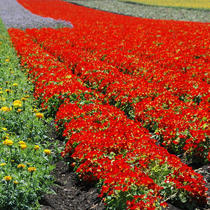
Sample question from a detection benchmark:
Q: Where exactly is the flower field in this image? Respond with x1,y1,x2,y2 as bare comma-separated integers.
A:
0,19,56,209
2,0,210,209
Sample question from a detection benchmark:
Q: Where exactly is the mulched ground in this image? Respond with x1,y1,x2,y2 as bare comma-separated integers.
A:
40,159,105,210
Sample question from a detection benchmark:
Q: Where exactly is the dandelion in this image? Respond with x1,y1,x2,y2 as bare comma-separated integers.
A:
17,164,26,169
13,83,18,87
3,139,13,146
21,97,27,101
28,167,36,172
36,112,44,119
20,144,27,150
5,59,10,62
34,145,40,150
18,141,26,145
4,176,12,181
5,89,11,93
2,127,7,131
0,163,6,166
0,106,10,112
13,180,19,184
17,109,22,112
13,100,22,108
44,149,51,155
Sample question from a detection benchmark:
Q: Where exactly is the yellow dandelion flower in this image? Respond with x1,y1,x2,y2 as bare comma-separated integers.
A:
5,89,11,93
0,91,3,94
13,100,22,108
17,109,22,112
28,167,36,172
13,83,18,87
19,144,27,150
0,163,6,166
34,145,40,150
18,141,25,145
2,128,7,131
17,164,26,169
5,58,10,62
44,149,51,155
0,106,10,112
21,97,27,101
4,176,12,181
3,139,13,146
36,112,44,119
13,180,19,184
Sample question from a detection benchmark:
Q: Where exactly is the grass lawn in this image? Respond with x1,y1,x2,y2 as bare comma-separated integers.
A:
121,0,210,9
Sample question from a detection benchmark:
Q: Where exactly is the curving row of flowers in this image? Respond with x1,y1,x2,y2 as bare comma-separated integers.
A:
24,24,209,163
8,27,208,209
15,0,209,163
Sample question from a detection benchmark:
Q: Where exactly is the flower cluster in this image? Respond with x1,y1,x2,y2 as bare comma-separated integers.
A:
9,0,209,208
9,25,208,209
0,19,54,210
21,11,209,163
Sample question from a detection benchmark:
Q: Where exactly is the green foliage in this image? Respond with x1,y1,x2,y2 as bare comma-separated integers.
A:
0,19,55,209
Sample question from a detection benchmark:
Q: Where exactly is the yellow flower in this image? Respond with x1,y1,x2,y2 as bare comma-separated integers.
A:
34,145,40,150
20,144,27,150
4,176,12,181
0,163,6,166
17,109,22,112
0,91,3,94
18,141,25,145
2,128,7,131
5,89,11,93
21,97,27,101
0,106,10,112
44,149,51,155
13,83,18,87
28,167,36,172
5,59,10,62
13,100,22,108
13,180,19,184
36,112,44,119
3,139,13,146
17,164,26,169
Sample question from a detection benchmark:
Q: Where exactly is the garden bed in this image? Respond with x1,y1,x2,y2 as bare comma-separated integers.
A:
0,0,209,209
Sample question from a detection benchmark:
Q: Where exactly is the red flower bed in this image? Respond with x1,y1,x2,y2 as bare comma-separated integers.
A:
10,0,209,208
25,25,209,163
9,27,208,209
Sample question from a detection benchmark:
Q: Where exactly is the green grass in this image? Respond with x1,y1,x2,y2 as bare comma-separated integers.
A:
0,19,57,210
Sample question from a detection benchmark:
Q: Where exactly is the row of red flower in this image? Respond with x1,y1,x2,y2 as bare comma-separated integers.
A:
9,28,207,209
25,26,209,163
